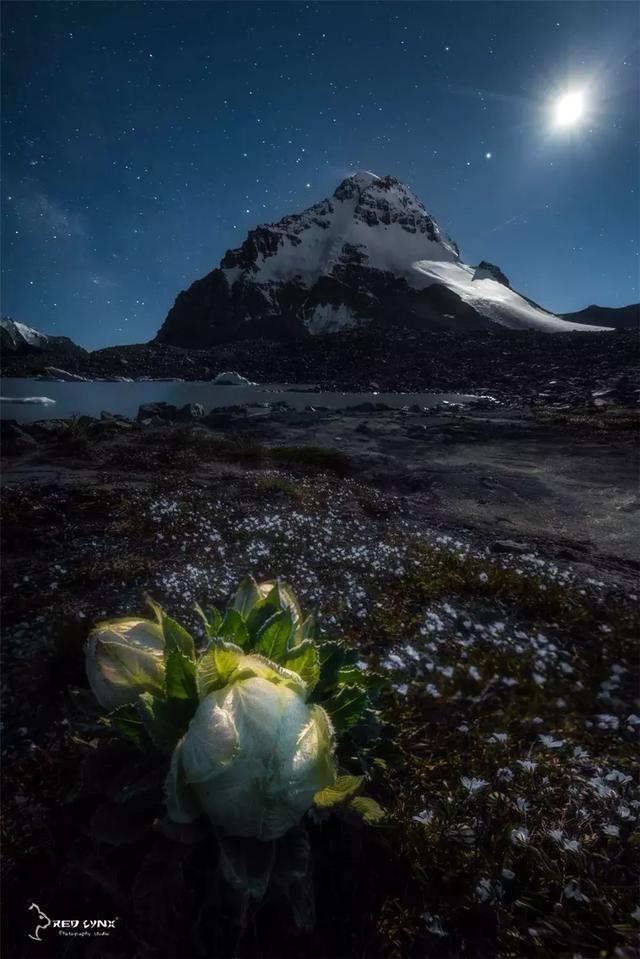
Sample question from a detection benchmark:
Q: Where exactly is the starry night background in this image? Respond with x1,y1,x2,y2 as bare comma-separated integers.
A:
2,1,638,349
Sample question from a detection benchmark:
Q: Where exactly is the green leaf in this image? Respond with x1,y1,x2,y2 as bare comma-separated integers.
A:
161,613,196,661
254,609,295,661
110,704,149,749
136,692,189,756
165,738,200,824
230,575,261,618
233,654,307,697
323,684,366,732
219,608,250,648
264,580,302,633
314,641,359,700
271,825,315,932
350,795,385,824
144,593,164,625
244,601,276,644
336,665,361,686
107,760,166,806
196,642,244,699
314,774,364,808
283,641,320,693
165,649,198,701
337,665,386,696
194,603,223,638
297,614,316,643
217,834,276,902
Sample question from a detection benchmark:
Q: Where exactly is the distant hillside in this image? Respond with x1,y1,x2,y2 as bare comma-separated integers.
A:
560,303,639,330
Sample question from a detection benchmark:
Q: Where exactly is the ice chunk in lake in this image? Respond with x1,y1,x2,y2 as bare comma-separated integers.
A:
0,395,56,405
212,371,256,386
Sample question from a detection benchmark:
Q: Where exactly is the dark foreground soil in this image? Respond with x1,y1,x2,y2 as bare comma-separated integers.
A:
2,403,639,958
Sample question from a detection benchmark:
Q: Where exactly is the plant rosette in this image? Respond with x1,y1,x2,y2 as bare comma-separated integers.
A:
81,576,386,924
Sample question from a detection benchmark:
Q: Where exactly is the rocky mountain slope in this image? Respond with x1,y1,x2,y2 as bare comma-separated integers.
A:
0,317,85,358
156,171,613,345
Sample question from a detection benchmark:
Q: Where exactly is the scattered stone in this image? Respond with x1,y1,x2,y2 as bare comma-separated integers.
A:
491,539,530,555
176,402,205,421
136,402,178,422
0,419,37,454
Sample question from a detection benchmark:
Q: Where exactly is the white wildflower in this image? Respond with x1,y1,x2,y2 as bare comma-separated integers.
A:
511,826,530,846
606,770,632,784
461,776,489,794
413,808,435,826
517,760,537,773
564,880,589,903
538,735,565,749
475,877,492,902
562,839,581,853
496,767,514,783
488,732,508,744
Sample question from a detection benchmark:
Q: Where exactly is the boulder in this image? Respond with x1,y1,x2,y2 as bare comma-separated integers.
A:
136,402,178,422
1,419,37,454
491,539,530,555
176,402,205,421
212,371,255,386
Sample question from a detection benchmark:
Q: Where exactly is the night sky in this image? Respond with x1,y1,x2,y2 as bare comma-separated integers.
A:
2,1,638,349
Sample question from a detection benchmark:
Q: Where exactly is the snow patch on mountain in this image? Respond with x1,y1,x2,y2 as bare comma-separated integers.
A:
1,318,49,350
219,172,458,291
304,303,367,334
410,260,609,332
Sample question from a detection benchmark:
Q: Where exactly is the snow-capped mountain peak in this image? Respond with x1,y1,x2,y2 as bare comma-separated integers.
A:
156,172,612,346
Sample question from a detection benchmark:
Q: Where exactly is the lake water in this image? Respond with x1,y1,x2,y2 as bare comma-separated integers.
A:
0,378,495,423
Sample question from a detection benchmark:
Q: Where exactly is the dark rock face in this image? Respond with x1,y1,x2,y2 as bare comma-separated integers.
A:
473,261,511,288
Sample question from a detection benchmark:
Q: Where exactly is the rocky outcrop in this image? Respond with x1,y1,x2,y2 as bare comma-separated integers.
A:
472,261,511,288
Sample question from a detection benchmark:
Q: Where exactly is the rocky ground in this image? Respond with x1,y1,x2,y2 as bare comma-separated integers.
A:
2,326,638,402
2,401,639,958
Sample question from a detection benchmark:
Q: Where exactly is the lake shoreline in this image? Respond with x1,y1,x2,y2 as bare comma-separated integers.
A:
2,325,637,399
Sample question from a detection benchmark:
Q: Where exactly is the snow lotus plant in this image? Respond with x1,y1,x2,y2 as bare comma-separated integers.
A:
85,577,384,849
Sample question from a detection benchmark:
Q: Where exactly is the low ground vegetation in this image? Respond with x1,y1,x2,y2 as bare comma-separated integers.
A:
2,422,638,957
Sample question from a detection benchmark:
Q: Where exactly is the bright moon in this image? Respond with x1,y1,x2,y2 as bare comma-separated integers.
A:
553,90,586,127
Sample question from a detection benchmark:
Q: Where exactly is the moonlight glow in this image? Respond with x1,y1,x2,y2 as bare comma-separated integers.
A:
553,90,586,128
